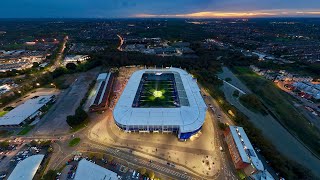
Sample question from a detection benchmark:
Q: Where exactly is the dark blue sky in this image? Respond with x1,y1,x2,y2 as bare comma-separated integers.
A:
1,0,320,18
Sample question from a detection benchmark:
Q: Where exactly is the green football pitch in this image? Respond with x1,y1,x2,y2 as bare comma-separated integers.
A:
138,80,178,107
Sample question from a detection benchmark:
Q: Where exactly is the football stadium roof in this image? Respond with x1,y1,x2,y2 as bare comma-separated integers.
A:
113,68,207,133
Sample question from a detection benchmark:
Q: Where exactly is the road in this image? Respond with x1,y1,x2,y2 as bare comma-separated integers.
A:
48,35,68,72
200,87,237,180
117,34,124,51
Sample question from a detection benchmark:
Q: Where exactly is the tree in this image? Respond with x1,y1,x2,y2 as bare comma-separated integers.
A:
148,170,155,179
66,63,77,70
233,90,240,97
107,155,114,162
51,67,67,78
225,77,232,82
66,107,88,127
139,167,147,175
32,62,39,68
218,122,228,130
0,140,10,149
30,140,38,146
43,170,57,180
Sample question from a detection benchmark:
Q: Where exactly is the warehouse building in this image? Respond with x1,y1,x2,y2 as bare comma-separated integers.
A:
0,95,55,126
8,154,45,180
74,159,118,180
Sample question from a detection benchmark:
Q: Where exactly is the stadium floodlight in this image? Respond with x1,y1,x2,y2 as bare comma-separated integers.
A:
153,90,163,98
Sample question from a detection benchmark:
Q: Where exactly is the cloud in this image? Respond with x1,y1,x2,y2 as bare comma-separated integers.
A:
0,0,320,18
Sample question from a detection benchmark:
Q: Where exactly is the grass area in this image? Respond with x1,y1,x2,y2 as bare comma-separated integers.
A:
236,170,247,180
68,138,81,147
239,94,268,115
17,125,35,135
0,130,13,137
137,80,177,107
0,111,8,117
233,66,320,156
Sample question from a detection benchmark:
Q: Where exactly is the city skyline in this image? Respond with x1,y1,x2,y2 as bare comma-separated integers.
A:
1,0,320,18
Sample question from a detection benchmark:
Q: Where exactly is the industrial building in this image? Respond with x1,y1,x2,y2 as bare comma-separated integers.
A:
89,73,115,112
225,126,274,180
74,159,118,180
113,68,207,140
8,154,44,180
0,95,55,126
63,55,89,65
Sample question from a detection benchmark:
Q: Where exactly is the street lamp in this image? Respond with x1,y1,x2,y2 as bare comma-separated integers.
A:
36,83,40,86
50,83,57,88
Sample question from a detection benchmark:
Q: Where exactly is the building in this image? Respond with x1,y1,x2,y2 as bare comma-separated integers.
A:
63,55,89,65
0,95,55,126
113,68,207,140
225,126,272,179
8,154,44,180
293,82,320,99
74,159,118,180
0,84,11,94
0,50,49,72
89,73,115,112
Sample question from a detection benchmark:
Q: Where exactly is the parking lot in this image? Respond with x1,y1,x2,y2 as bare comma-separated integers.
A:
0,139,49,179
57,152,153,180
32,71,99,136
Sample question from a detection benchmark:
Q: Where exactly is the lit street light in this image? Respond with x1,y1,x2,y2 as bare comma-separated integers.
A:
51,83,57,88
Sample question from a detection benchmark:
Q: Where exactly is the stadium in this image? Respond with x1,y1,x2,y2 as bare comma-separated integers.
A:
113,68,207,140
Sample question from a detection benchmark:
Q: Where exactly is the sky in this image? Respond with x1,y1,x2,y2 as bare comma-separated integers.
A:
1,0,320,18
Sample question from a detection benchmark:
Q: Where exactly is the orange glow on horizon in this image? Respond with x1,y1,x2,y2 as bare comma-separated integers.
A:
134,10,320,18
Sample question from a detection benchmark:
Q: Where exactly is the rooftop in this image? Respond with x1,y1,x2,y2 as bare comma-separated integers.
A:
8,154,44,180
64,55,89,62
0,95,54,126
74,159,118,180
89,73,111,107
229,126,264,171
